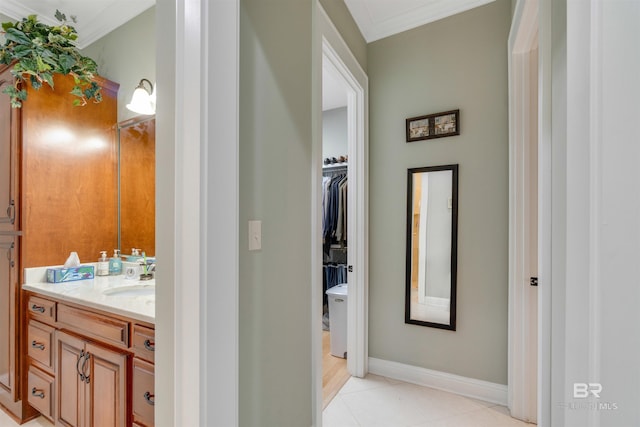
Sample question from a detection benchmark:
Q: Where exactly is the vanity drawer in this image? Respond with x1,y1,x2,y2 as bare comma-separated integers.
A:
28,366,55,419
57,304,130,348
27,295,56,324
132,324,155,363
132,358,155,426
28,320,55,371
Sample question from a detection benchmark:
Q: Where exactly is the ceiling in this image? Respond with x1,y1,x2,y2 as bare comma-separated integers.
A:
0,0,497,49
1,0,495,109
344,0,496,42
323,63,349,111
0,0,154,49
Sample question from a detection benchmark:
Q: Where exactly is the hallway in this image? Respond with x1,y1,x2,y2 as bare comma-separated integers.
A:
323,374,531,427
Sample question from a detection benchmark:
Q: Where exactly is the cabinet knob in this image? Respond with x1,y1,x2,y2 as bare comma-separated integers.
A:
31,340,45,350
144,339,155,352
31,388,45,399
144,391,155,406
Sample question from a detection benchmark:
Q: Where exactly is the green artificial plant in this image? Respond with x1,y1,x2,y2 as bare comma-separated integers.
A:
0,10,102,108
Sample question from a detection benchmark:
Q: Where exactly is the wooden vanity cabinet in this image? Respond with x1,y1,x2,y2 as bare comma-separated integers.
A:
56,331,127,427
0,62,119,423
23,292,155,426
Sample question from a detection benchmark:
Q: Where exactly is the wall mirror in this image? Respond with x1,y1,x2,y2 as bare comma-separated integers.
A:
118,116,156,256
405,164,458,330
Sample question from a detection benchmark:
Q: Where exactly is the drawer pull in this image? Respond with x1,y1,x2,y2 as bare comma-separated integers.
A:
31,304,46,314
31,388,45,399
144,339,155,352
31,340,45,350
82,352,91,384
144,391,155,406
77,350,86,381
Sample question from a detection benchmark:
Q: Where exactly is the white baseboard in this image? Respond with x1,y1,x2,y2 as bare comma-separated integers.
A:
368,357,508,406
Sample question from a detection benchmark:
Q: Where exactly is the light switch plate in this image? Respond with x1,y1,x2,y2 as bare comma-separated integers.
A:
248,220,262,251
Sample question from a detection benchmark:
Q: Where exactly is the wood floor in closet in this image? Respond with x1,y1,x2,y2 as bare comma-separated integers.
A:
322,330,350,409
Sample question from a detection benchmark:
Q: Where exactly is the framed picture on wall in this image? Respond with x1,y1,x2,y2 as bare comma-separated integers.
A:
406,109,460,142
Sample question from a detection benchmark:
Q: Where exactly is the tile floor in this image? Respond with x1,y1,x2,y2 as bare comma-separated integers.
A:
1,374,532,427
0,410,52,427
323,374,533,427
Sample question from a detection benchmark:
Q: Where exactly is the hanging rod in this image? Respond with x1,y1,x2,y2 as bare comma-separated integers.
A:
323,163,348,175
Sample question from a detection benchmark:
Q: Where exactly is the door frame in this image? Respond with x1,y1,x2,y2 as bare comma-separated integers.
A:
508,0,539,423
156,0,239,426
314,4,369,425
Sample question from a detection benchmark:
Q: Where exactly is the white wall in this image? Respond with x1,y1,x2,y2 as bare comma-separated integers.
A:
322,106,348,160
82,8,156,122
423,171,452,300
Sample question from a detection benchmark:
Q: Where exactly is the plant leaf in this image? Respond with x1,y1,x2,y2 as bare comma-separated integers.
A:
40,72,54,89
30,75,42,90
5,28,31,45
54,10,66,23
70,86,83,97
58,53,75,74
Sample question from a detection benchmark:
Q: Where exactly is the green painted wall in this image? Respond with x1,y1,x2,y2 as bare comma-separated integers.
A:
239,0,313,425
367,0,511,384
319,0,367,72
0,14,15,45
82,7,155,121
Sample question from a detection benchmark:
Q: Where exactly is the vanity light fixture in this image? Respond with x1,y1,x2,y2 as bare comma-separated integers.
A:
126,78,156,115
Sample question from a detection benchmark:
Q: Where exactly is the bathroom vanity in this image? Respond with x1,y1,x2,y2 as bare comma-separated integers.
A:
0,64,121,423
22,269,155,427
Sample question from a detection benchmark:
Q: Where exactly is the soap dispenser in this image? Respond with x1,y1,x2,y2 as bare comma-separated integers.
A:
109,249,123,275
97,251,109,276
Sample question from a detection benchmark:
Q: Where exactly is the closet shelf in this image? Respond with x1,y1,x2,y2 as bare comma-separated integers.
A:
322,162,348,169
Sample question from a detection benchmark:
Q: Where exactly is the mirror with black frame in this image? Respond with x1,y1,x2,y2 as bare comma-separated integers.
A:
405,164,458,330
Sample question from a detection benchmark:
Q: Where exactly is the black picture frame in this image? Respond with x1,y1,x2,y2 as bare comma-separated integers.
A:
406,109,460,142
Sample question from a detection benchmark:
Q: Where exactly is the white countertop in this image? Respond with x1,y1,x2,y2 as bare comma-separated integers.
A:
23,266,155,324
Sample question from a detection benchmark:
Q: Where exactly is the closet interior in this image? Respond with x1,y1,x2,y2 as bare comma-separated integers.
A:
321,93,351,407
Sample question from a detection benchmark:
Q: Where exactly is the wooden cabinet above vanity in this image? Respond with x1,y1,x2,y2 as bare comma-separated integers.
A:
24,289,155,427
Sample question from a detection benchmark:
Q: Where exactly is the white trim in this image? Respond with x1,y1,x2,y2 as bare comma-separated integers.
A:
369,358,508,406
173,1,202,425
201,0,239,425
315,4,369,426
320,26,368,379
156,0,239,426
587,3,602,427
507,0,539,423
537,0,553,424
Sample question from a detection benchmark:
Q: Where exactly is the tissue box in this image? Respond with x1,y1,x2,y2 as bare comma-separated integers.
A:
46,266,95,283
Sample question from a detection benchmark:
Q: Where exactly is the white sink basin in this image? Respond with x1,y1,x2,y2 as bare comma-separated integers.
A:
102,284,155,297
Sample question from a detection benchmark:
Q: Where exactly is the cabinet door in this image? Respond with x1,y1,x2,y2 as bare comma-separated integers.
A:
0,67,18,231
85,342,127,427
56,331,86,427
0,235,17,399
132,358,154,426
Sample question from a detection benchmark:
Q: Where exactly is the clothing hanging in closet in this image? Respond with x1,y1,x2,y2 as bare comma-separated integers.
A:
322,172,348,253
